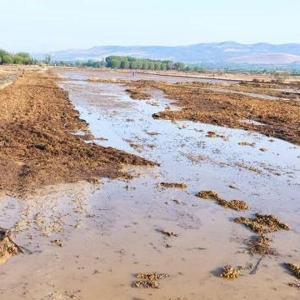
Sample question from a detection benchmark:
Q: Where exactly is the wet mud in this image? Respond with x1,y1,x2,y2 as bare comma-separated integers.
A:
0,69,153,195
0,67,299,300
122,80,300,145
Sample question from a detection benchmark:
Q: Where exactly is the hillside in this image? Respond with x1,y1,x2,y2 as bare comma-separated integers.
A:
34,42,300,67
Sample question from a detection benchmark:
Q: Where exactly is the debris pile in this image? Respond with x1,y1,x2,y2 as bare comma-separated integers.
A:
160,182,187,189
234,214,290,234
220,265,241,279
0,229,22,264
247,235,277,256
196,190,249,211
285,263,300,279
133,272,169,288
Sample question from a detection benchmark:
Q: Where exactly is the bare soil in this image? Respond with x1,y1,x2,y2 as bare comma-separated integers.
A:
0,69,153,195
1,68,299,300
124,80,300,145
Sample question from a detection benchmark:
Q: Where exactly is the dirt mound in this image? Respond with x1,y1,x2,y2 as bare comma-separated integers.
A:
0,70,154,195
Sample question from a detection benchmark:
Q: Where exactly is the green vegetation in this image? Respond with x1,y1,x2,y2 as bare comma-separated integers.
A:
52,56,205,72
105,56,189,71
2,47,298,76
54,59,106,68
0,49,34,65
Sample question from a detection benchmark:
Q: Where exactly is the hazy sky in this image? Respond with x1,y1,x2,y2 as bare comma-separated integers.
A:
1,0,299,52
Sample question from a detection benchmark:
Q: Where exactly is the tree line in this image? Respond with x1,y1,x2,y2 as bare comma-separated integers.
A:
105,56,182,71
0,49,35,65
53,56,205,72
105,56,196,72
3,49,298,75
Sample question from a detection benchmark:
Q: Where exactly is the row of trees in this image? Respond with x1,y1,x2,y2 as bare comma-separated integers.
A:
105,56,188,71
53,56,207,72
54,59,106,68
0,49,34,65
51,56,205,72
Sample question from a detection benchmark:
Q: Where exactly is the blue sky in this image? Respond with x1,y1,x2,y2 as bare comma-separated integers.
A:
1,0,299,52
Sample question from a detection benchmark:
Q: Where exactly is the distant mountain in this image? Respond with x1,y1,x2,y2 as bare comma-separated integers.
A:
34,42,300,67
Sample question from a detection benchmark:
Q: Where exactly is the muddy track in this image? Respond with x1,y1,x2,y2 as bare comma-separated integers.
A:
0,70,154,195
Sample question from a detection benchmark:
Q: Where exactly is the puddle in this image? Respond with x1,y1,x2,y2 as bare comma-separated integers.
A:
0,69,299,300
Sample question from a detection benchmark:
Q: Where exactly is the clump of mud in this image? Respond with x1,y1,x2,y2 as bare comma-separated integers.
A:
196,190,249,211
236,214,289,257
0,70,155,195
133,272,169,288
157,229,178,237
160,182,187,189
196,190,219,200
0,229,22,264
285,263,300,279
217,199,249,211
247,235,277,256
288,282,300,289
238,141,256,147
125,88,151,100
220,265,241,279
51,239,63,247
206,131,226,139
234,214,290,234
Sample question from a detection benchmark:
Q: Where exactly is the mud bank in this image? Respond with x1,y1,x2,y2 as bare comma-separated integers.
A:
0,69,153,195
125,80,300,145
0,68,299,300
72,69,300,145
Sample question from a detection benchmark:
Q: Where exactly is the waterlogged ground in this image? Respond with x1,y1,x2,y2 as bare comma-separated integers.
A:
0,69,299,300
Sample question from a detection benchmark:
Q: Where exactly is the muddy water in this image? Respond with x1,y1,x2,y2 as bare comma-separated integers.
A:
0,70,300,300
60,68,237,85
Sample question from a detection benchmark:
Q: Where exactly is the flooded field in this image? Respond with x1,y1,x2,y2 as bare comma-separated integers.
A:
0,68,299,299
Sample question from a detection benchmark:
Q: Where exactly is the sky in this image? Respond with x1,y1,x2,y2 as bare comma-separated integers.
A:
0,0,299,53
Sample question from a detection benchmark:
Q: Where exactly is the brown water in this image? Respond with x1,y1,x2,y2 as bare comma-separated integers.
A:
0,69,299,300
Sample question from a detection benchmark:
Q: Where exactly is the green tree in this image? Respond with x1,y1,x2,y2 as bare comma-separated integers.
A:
15,52,33,64
2,55,13,64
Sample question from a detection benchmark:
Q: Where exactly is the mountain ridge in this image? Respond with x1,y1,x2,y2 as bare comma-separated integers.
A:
34,42,300,66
